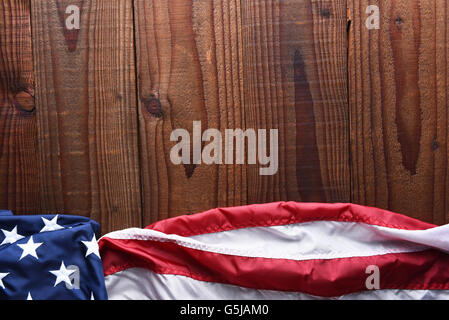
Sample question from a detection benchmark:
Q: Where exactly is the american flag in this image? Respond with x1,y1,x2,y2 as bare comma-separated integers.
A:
99,202,449,300
0,210,107,300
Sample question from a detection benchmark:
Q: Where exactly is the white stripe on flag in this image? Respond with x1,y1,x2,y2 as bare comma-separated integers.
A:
105,267,449,300
101,220,449,261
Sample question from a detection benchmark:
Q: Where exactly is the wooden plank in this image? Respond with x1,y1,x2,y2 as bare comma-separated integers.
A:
241,0,350,204
31,0,142,233
0,0,40,213
349,0,449,224
134,0,246,224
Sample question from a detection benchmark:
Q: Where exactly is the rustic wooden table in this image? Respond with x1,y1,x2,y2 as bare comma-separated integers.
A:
0,0,447,235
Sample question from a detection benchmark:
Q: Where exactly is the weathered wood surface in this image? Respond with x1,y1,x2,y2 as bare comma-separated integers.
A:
242,0,350,204
30,0,142,234
0,0,448,233
349,0,449,224
0,0,39,213
134,0,350,223
134,0,247,224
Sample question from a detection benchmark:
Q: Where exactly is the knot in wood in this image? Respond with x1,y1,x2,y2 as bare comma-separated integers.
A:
143,97,163,118
14,88,35,113
320,8,331,19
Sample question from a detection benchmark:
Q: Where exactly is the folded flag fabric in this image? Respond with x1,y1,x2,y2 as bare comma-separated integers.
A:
0,212,108,300
99,202,449,300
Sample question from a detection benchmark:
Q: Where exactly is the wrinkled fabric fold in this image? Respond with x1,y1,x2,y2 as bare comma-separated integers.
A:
99,202,449,300
0,213,108,300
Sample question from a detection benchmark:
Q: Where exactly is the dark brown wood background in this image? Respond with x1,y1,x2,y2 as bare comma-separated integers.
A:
1,0,448,235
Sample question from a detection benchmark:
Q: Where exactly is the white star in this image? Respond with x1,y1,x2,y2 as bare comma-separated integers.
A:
40,215,64,233
49,261,75,287
82,235,100,258
26,292,32,300
17,236,43,260
1,226,25,246
0,273,9,289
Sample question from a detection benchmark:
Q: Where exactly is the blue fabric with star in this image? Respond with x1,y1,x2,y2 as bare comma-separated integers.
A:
0,213,108,300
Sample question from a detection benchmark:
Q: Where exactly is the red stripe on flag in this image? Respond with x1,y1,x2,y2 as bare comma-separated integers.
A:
146,202,436,237
99,237,449,297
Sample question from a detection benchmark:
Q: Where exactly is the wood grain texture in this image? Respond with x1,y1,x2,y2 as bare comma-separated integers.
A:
31,0,142,233
0,0,40,213
3,0,448,231
134,0,246,224
349,0,449,224
242,0,350,204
